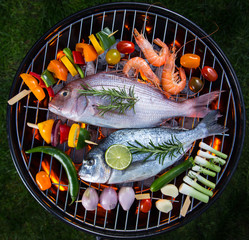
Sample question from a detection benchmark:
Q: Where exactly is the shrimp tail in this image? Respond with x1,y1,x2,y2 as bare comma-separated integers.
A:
182,90,222,118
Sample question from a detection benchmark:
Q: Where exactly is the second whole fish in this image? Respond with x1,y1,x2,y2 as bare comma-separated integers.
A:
78,110,227,184
48,72,221,128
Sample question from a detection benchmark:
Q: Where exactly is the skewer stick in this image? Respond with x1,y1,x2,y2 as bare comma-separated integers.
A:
27,122,98,145
8,89,31,105
108,30,118,38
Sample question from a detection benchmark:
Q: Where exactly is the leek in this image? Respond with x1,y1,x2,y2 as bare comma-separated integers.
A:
194,156,221,172
188,170,216,189
183,176,213,197
199,142,227,159
197,150,226,165
192,165,216,177
179,183,209,203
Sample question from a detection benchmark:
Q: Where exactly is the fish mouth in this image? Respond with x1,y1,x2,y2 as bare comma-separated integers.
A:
48,103,62,115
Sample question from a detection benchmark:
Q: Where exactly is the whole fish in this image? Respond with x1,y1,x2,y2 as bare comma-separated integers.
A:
78,110,227,184
49,72,220,129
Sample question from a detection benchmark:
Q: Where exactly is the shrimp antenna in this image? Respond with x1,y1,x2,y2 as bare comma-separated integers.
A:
176,22,219,55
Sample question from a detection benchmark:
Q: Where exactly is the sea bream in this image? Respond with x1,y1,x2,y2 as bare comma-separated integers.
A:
78,111,227,184
49,72,221,129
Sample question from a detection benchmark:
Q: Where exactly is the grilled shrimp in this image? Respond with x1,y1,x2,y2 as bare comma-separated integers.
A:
123,57,161,88
133,28,169,67
161,48,186,95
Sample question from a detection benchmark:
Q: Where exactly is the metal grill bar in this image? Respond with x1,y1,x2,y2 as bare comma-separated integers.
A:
10,5,242,238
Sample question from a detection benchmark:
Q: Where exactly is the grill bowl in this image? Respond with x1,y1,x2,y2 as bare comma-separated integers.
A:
7,2,245,239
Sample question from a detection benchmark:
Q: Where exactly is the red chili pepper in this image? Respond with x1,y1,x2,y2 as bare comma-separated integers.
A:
72,51,85,65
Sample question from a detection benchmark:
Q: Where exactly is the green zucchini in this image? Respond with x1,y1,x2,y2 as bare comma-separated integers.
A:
150,157,194,192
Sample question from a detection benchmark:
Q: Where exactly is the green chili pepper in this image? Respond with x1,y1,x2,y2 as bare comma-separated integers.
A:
26,146,79,205
41,69,56,87
96,27,116,50
63,48,84,78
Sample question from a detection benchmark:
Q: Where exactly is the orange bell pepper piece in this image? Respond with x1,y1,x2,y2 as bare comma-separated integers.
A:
75,43,98,62
38,119,55,144
36,171,52,191
47,59,68,81
20,73,46,101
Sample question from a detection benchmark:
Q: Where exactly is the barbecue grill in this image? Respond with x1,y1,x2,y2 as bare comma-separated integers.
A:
7,2,245,239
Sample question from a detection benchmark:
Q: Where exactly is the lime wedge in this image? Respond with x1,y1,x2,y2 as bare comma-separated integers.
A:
105,144,132,170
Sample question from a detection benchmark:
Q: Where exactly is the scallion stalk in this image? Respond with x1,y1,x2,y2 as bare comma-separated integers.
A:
188,170,216,189
192,165,216,177
199,142,227,159
194,156,221,172
197,150,226,165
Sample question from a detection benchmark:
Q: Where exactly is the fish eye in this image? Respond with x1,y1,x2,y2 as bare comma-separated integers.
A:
61,90,69,97
87,159,95,166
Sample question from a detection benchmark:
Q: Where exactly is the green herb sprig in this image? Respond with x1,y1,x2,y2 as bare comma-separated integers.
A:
127,135,185,164
78,84,138,115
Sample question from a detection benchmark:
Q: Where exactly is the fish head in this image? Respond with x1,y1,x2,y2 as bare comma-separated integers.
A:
78,148,111,184
48,80,88,120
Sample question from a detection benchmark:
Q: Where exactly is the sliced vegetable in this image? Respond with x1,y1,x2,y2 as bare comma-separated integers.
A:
197,150,226,165
68,123,80,148
180,54,200,69
51,119,62,147
41,69,57,87
47,59,68,81
155,199,173,213
117,41,135,54
199,142,228,159
96,27,116,50
82,187,99,211
72,51,85,65
59,124,70,144
150,157,194,192
192,165,216,177
36,171,51,191
26,146,79,204
140,199,152,213
201,66,218,82
135,193,151,200
88,34,104,55
188,77,204,93
105,49,121,65
183,176,213,197
194,156,221,172
60,55,78,77
75,43,98,62
76,128,90,150
188,170,216,189
118,187,135,211
56,50,65,61
179,183,209,203
37,119,55,144
160,184,179,198
20,73,46,101
100,187,118,210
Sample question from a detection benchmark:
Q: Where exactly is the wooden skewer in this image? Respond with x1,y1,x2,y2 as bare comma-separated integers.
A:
27,122,98,145
108,30,118,38
8,89,31,105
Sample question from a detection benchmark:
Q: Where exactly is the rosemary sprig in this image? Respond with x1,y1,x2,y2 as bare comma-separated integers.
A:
78,84,138,115
127,135,185,164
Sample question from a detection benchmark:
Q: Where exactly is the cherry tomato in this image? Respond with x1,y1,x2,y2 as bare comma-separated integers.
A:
201,66,218,82
180,54,200,69
189,77,204,93
106,49,121,65
140,199,152,213
117,41,135,54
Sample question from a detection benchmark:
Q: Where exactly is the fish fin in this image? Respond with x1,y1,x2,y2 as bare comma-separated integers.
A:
184,90,223,118
195,110,228,136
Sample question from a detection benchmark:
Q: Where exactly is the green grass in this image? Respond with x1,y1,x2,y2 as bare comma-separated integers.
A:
1,0,249,239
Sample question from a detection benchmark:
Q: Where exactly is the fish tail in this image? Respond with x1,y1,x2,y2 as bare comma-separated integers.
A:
183,90,221,118
194,110,228,138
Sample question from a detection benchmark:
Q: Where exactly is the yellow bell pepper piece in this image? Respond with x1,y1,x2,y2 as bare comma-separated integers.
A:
89,34,104,55
38,119,55,144
68,124,80,148
60,55,78,77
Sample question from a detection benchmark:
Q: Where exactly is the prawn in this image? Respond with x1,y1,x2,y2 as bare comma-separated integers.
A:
123,57,161,88
133,28,169,67
161,48,186,95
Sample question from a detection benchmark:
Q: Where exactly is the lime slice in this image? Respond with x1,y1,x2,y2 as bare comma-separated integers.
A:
105,144,132,170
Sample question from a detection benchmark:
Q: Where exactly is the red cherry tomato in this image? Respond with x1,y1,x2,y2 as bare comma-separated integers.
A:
140,199,152,213
180,54,200,69
201,66,218,82
117,41,135,54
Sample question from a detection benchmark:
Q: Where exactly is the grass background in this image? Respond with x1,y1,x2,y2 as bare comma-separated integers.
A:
1,0,249,239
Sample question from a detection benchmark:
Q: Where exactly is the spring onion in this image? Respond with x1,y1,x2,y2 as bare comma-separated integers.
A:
192,165,216,177
194,156,221,172
183,176,213,197
197,150,226,165
188,170,216,189
179,183,209,203
199,142,227,159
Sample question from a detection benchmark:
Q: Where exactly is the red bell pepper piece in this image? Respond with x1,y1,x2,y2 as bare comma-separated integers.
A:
59,124,70,144
72,51,85,65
